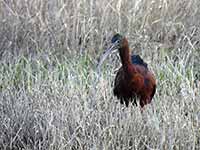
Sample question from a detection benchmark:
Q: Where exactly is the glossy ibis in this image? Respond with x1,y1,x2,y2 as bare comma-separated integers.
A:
98,33,156,108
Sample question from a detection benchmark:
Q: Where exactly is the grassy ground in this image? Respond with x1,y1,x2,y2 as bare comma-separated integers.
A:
0,0,200,149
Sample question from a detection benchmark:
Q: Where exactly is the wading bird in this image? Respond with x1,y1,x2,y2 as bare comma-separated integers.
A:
98,34,156,108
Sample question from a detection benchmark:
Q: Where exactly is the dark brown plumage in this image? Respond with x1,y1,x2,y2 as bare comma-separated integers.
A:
99,33,156,108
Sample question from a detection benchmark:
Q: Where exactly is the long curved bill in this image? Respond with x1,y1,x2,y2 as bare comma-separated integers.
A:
97,42,118,70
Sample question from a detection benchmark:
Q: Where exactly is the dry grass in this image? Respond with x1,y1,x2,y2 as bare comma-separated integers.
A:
0,0,200,149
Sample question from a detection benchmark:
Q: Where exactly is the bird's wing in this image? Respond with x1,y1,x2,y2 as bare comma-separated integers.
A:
113,67,124,96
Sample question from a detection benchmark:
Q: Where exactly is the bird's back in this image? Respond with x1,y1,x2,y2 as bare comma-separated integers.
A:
131,55,148,69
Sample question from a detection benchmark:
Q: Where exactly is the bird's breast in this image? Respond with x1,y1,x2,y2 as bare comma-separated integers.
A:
130,73,145,92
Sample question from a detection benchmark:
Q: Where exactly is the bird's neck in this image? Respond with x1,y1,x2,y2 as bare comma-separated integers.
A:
119,46,133,75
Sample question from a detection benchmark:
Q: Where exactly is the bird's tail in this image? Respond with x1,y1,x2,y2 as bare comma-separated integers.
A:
151,85,156,99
